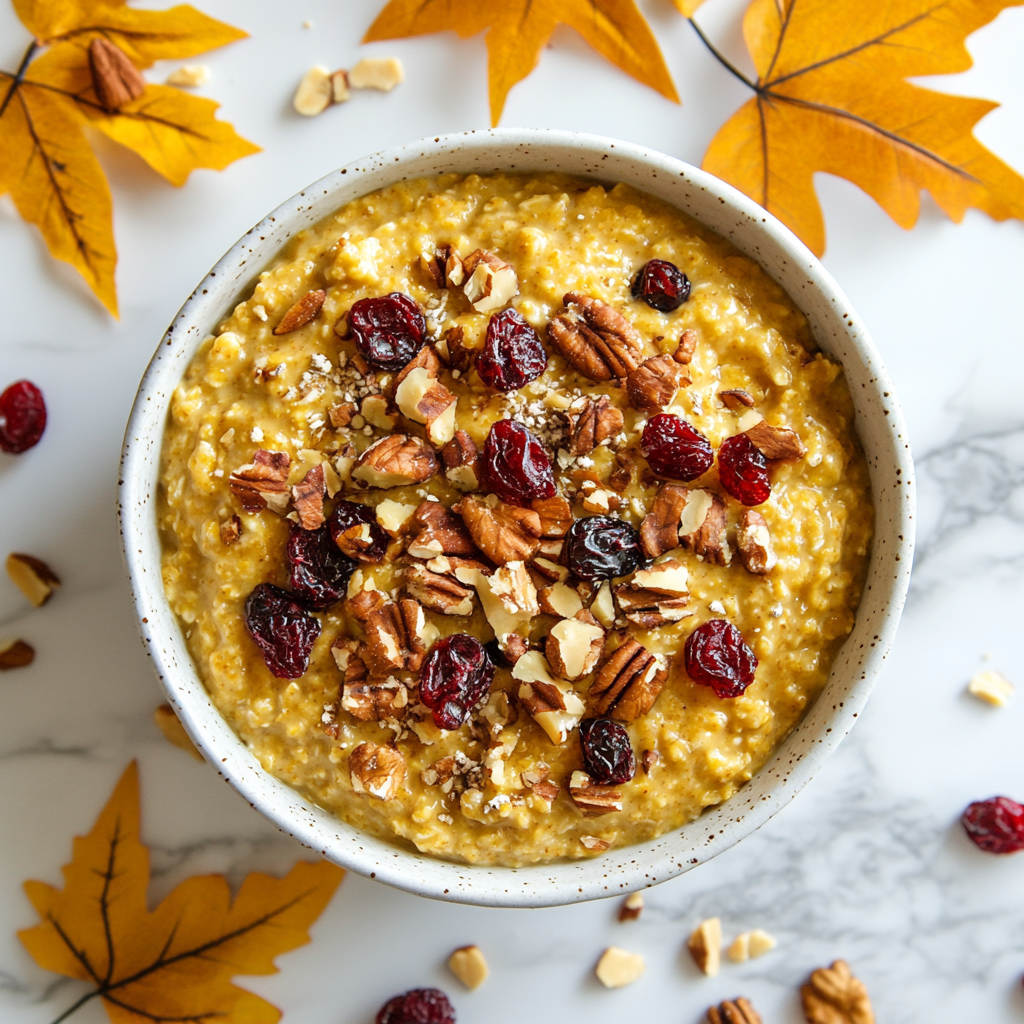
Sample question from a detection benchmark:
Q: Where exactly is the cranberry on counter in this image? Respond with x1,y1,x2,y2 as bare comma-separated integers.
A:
0,380,47,453
376,989,456,1024
962,796,1024,854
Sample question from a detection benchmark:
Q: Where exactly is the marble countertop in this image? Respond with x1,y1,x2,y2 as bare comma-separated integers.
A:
3,1,1024,1021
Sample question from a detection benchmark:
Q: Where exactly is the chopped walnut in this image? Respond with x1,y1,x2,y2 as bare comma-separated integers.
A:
569,770,622,816
566,395,624,455
454,495,542,564
343,676,409,722
497,632,529,664
441,430,483,491
737,509,776,574
626,355,685,412
290,463,326,530
420,245,451,288
547,292,644,382
404,562,475,616
479,689,518,738
673,328,698,364
349,741,406,800
595,946,645,988
393,344,443,391
513,651,585,744
639,484,689,558
448,945,489,991
455,561,538,642
545,613,605,681
680,489,731,566
529,556,569,586
441,324,473,373
462,249,519,313
273,289,325,335
229,449,291,513
580,835,611,851
614,558,692,628
219,515,241,545
362,598,432,677
608,450,636,493
719,389,755,410
744,418,807,460
588,638,668,721
706,997,762,1024
407,500,480,559
351,434,438,488
688,917,722,976
531,495,573,538
801,960,874,1024
328,402,357,427
395,364,457,446
538,581,583,618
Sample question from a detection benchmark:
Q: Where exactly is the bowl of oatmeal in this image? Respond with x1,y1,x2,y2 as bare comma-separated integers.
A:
120,129,914,906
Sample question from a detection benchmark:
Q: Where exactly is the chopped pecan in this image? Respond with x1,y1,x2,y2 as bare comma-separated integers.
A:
680,489,731,566
531,495,573,538
219,515,241,546
706,998,762,1024
441,324,473,373
531,778,560,804
673,328,698,364
614,558,691,628
351,435,437,488
420,245,449,288
453,495,542,565
290,463,326,530
513,651,584,744
407,500,480,559
462,250,519,313
719,389,755,410
566,395,624,455
641,749,659,774
547,293,644,382
580,835,611,851
569,771,622,816
362,598,431,677
546,612,605,681
588,638,668,721
626,355,685,412
229,449,291,513
329,402,357,427
639,484,688,558
88,37,144,111
273,289,326,335
343,676,409,722
441,430,483,491
801,960,873,1024
345,586,386,624
421,750,484,794
608,450,636,493
445,248,466,288
404,562,475,616
349,741,406,800
744,418,807,460
393,344,443,391
0,638,35,671
737,509,776,574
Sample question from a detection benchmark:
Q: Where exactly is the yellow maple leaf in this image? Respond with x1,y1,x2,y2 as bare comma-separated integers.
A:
18,762,345,1024
364,0,680,126
686,0,1024,255
0,0,258,316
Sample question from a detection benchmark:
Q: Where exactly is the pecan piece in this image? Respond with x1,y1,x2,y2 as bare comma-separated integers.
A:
719,389,755,410
588,638,668,721
462,249,519,313
641,749,659,774
362,598,431,676
454,495,542,565
537,581,583,618
220,515,242,546
404,563,475,616
744,418,807,460
801,960,874,1024
88,38,145,111
455,561,538,641
626,355,685,412
6,553,61,607
273,289,326,335
441,430,483,491
0,638,35,671
345,586,386,624
639,484,689,558
680,489,731,566
547,293,644,382
440,324,473,373
531,495,573,538
407,500,480,559
343,676,409,722
614,558,691,629
229,449,291,513
349,742,406,800
546,612,605,680
737,510,776,574
566,395,624,455
351,434,437,488
706,998,762,1024
290,463,326,530
673,328,698,364
569,771,622,816
608,450,636,493
619,893,644,921
421,750,484,794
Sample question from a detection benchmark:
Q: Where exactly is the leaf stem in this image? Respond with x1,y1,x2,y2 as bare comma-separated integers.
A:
0,40,38,118
48,989,99,1024
686,18,757,91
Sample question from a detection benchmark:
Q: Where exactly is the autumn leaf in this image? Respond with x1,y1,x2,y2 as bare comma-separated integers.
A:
18,762,345,1024
0,1,259,316
364,0,680,126
685,0,1024,255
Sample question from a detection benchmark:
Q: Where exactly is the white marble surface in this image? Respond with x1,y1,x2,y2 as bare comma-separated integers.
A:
2,1,1024,1021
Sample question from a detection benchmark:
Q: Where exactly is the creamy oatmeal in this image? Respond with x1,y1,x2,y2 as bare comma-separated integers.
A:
158,172,872,866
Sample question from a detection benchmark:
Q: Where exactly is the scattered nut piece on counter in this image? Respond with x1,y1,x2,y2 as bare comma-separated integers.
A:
727,932,749,962
349,57,404,91
688,917,722,976
967,669,1013,707
293,65,332,116
0,638,35,671
154,704,204,761
707,997,762,1024
6,553,61,607
801,959,874,1024
746,929,776,959
595,946,646,988
619,892,644,921
165,63,210,87
448,945,489,990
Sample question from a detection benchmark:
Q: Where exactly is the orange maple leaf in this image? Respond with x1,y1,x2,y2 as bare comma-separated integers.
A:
684,0,1024,254
0,0,260,316
18,762,345,1024
364,0,680,126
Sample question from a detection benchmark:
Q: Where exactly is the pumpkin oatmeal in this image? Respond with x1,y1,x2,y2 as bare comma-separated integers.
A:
158,172,873,866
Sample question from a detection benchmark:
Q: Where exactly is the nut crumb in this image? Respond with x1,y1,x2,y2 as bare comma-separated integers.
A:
619,892,643,921
0,638,35,671
448,945,488,990
967,670,1013,707
595,946,645,988
6,553,60,607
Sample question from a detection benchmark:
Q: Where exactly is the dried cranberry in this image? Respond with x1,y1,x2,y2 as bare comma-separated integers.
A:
632,259,691,312
376,989,456,1024
580,718,635,785
718,433,771,506
565,516,644,581
476,308,547,392
244,583,321,679
348,293,426,370
961,796,1024,854
328,499,389,563
420,634,495,730
684,619,758,698
640,414,714,481
483,419,555,506
287,523,356,610
0,380,47,454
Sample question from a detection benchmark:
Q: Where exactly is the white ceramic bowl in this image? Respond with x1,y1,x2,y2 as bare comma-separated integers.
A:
119,129,915,907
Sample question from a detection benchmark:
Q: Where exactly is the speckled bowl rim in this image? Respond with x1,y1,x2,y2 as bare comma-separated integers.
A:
119,128,915,907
